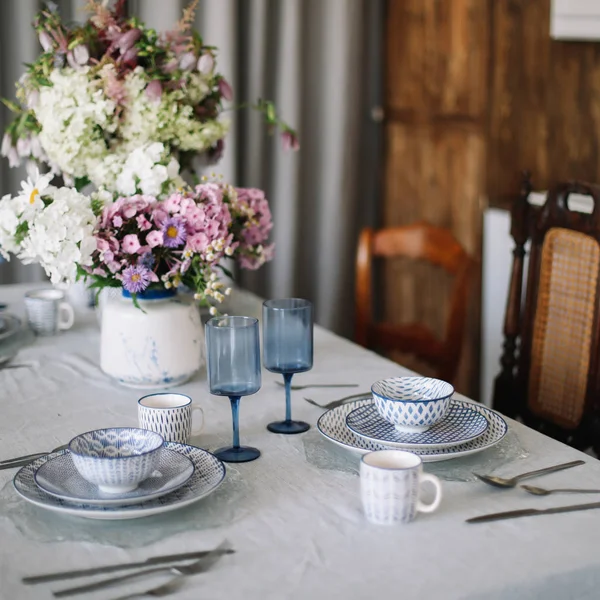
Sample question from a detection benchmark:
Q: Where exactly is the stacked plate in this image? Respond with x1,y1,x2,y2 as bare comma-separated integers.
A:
13,433,226,520
317,378,508,462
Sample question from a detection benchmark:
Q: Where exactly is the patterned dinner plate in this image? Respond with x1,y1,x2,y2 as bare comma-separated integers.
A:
317,396,508,462
14,442,225,520
345,399,488,449
34,449,195,507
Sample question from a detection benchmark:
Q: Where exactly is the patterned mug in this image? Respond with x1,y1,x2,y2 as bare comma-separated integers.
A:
360,450,442,525
138,393,204,444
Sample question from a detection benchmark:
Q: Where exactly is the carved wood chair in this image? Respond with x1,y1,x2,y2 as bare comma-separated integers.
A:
493,174,600,454
355,222,473,384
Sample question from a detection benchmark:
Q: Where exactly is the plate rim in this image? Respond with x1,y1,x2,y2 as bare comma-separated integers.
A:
345,399,489,449
33,448,195,507
317,395,508,462
13,442,226,520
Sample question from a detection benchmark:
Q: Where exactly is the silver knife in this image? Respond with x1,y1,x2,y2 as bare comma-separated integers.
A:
467,501,600,523
23,548,234,584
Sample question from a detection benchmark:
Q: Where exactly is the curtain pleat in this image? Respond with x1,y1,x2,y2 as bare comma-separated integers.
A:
0,0,383,338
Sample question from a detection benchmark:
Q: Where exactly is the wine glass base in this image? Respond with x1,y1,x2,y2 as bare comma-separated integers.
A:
267,420,310,434
214,445,261,463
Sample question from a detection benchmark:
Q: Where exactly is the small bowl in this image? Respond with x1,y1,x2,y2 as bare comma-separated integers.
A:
371,377,454,433
68,427,164,494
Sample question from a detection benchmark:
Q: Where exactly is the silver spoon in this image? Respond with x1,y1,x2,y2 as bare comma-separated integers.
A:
276,381,359,390
473,459,585,488
521,484,600,496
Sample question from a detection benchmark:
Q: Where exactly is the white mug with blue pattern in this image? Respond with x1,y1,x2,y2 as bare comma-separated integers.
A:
138,393,204,444
360,450,442,525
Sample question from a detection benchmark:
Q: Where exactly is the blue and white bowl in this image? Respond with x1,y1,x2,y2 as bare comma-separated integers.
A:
371,377,454,433
68,428,164,494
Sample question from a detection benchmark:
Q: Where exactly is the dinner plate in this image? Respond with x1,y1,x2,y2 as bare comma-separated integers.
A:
345,399,488,449
317,396,507,462
14,442,225,520
34,449,195,507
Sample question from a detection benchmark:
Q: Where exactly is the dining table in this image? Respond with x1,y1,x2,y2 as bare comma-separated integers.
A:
1,282,599,600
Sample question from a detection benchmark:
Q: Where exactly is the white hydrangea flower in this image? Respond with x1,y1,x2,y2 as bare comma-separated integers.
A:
34,67,116,178
0,194,22,258
18,186,97,284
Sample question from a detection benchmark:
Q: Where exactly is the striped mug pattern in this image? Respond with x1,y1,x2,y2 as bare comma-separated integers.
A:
138,393,204,444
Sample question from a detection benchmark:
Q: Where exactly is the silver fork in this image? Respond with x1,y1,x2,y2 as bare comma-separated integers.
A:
303,392,370,410
54,542,231,598
276,381,359,390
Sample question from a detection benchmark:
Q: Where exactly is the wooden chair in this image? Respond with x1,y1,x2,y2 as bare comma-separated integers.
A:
493,173,600,454
355,222,473,384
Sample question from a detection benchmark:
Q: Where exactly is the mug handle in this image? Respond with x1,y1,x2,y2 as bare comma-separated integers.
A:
58,302,75,331
191,405,204,436
416,473,442,514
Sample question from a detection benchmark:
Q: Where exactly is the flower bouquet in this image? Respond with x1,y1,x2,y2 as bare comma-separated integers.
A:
0,0,295,388
1,0,297,190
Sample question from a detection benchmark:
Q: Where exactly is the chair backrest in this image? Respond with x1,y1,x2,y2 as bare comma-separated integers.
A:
494,173,600,447
355,222,473,383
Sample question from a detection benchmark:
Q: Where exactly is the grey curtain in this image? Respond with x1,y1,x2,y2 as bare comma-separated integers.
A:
0,0,382,337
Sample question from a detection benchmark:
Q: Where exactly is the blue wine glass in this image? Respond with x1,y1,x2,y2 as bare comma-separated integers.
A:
205,316,261,462
263,298,313,434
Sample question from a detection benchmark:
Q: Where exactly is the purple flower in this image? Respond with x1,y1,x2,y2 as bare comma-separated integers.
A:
139,252,155,270
161,217,187,248
122,265,152,294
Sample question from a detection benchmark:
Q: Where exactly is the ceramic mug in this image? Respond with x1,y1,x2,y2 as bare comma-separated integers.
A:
138,393,204,444
24,289,74,336
360,450,442,525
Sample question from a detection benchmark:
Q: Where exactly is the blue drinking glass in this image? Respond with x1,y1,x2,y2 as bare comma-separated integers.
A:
263,298,313,434
205,316,261,462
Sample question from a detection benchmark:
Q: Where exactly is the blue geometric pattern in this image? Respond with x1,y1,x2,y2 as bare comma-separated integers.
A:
139,404,194,444
68,428,164,491
317,396,508,462
347,400,488,449
371,377,454,431
34,449,195,506
13,442,226,519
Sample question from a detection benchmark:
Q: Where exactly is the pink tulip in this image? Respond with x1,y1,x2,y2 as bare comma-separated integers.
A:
179,52,196,71
197,53,214,74
218,78,233,101
281,130,300,151
145,80,162,102
118,28,142,53
39,31,52,52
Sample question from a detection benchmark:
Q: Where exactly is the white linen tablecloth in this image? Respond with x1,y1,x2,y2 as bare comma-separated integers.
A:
0,284,599,600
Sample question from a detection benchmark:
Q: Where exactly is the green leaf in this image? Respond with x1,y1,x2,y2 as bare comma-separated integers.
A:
218,264,233,279
74,176,90,192
266,101,276,123
1,98,21,113
14,221,29,245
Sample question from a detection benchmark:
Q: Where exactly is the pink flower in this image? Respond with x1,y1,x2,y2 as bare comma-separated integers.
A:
96,238,109,252
102,250,115,263
92,267,107,276
107,260,122,274
117,28,142,53
281,130,300,151
187,232,209,253
146,230,163,248
113,215,123,227
163,193,183,214
122,234,141,254
137,214,152,231
218,78,233,101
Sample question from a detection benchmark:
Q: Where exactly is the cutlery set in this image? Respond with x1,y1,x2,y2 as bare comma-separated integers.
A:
22,541,233,598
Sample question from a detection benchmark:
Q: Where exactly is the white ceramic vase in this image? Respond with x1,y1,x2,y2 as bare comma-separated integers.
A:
100,290,204,389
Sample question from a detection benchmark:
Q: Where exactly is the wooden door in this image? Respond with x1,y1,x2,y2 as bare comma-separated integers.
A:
383,0,491,396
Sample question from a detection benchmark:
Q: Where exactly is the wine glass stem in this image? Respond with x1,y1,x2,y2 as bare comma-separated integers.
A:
284,372,293,422
229,396,241,449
